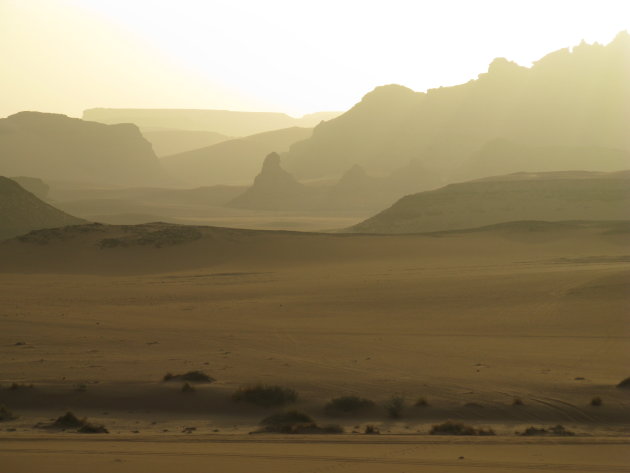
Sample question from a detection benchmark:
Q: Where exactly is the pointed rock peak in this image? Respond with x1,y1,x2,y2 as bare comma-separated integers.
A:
252,151,302,189
337,164,369,187
261,152,282,172
344,164,367,179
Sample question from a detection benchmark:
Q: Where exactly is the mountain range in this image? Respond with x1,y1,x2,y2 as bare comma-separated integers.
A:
281,32,630,185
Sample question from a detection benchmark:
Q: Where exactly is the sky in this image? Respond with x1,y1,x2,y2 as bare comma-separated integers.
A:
1,0,629,118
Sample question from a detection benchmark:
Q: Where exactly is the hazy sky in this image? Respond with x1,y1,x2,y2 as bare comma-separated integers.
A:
2,0,629,118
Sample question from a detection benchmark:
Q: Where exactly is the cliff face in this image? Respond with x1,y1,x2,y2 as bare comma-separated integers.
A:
282,33,630,183
0,176,86,241
0,112,167,187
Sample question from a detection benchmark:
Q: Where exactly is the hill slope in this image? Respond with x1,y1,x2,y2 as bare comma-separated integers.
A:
0,177,85,241
0,112,167,187
161,127,312,186
350,171,630,234
282,32,630,182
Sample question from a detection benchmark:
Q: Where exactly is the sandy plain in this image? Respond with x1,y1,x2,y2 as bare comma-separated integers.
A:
0,221,628,471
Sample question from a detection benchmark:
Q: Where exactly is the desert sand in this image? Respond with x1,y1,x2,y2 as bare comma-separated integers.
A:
0,221,628,471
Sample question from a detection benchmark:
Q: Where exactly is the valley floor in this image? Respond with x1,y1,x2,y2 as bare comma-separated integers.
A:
0,222,628,471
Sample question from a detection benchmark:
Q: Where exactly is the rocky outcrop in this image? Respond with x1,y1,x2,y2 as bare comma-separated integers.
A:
228,153,315,209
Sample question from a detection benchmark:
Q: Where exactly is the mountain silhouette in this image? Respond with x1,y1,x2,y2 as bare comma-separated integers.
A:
282,32,630,184
161,127,312,186
350,170,630,233
0,176,85,241
0,112,168,187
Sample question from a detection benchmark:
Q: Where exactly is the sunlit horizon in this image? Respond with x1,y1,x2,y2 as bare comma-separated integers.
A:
2,0,629,118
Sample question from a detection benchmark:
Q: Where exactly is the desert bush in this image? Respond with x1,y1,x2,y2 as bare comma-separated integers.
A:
324,396,374,415
414,397,429,407
257,410,342,434
430,421,495,436
163,371,215,383
590,396,603,406
261,411,313,427
7,383,34,391
616,377,630,389
181,382,195,393
0,405,17,421
78,423,108,434
37,411,108,433
385,396,405,418
519,424,575,436
51,411,86,429
232,384,298,407
364,424,380,434
512,397,524,406
259,423,343,434
74,383,87,392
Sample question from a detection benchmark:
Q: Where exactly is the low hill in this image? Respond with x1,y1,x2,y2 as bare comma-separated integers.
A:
0,220,627,274
83,108,340,136
161,127,312,186
0,177,85,241
0,112,167,187
350,171,630,234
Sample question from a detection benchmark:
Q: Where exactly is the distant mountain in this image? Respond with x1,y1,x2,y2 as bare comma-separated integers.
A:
228,152,315,209
83,108,341,136
140,128,231,157
228,155,440,212
282,32,630,183
9,176,49,200
161,127,312,186
457,140,630,180
350,170,630,234
0,112,168,187
0,176,85,241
